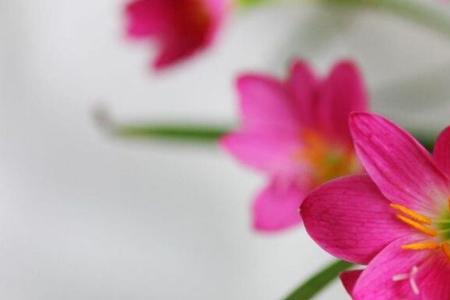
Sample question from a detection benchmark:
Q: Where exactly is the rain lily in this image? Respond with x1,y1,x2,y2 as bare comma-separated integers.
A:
302,113,450,299
221,59,369,232
125,0,229,69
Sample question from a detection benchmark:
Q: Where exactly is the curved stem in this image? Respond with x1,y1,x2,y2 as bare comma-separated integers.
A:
283,260,353,300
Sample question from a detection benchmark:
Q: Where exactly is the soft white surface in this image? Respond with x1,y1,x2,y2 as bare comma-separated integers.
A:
1,0,450,299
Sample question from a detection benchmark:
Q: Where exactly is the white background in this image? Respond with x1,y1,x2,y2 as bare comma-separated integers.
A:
1,0,450,299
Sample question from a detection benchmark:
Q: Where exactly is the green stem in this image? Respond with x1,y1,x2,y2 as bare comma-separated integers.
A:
114,123,230,142
284,260,353,300
99,114,436,150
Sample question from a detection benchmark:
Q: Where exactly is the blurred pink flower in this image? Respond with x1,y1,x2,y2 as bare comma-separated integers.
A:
221,59,369,232
125,0,229,70
302,113,450,299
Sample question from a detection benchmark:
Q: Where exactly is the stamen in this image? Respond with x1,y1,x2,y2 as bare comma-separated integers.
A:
392,273,408,281
442,243,450,260
396,215,437,236
392,266,420,295
402,241,440,250
410,277,420,295
390,204,432,224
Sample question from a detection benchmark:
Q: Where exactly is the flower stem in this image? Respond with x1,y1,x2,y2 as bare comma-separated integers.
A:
94,106,230,142
112,123,229,142
98,113,436,149
283,260,353,300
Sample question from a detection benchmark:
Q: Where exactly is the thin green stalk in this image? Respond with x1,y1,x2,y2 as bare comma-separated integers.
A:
114,123,230,142
284,260,353,300
100,116,436,149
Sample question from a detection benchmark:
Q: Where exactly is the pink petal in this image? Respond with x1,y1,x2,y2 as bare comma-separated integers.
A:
350,113,450,213
353,236,434,300
126,0,223,69
340,270,363,296
318,60,368,146
252,179,305,232
153,41,201,69
433,126,450,177
416,251,450,300
236,75,299,133
286,59,319,129
205,0,230,21
125,0,169,37
301,175,413,264
220,131,301,173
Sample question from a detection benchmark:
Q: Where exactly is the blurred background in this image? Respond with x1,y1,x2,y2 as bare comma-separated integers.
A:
1,0,450,299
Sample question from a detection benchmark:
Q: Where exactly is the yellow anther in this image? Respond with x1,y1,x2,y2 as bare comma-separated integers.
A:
390,204,432,224
396,214,437,237
442,243,450,260
402,240,440,250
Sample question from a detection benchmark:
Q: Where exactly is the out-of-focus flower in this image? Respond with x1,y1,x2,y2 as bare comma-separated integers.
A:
125,0,230,70
302,113,450,299
221,59,369,232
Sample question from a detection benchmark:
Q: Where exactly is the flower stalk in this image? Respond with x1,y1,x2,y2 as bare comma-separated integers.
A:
283,260,353,300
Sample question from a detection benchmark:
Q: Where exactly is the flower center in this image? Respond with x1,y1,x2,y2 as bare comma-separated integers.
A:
391,199,450,260
296,130,359,186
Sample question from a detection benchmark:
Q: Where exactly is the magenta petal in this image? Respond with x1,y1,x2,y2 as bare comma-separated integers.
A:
340,270,363,296
236,75,299,132
318,61,368,146
416,251,450,300
252,180,304,232
153,42,199,69
126,0,168,37
301,175,413,264
433,126,450,178
287,59,319,129
350,113,449,212
353,237,432,300
220,131,301,173
126,0,223,69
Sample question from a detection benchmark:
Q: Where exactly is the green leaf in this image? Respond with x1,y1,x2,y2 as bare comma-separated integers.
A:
283,260,353,300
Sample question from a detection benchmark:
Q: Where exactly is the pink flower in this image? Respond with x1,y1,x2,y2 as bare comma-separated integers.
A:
221,59,369,232
125,0,229,70
301,113,450,299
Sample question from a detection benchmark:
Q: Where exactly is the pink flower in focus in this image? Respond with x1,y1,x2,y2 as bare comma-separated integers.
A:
301,113,450,299
221,59,369,232
125,0,229,70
